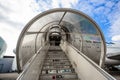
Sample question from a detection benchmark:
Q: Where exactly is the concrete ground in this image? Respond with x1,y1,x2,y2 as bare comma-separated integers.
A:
0,73,19,80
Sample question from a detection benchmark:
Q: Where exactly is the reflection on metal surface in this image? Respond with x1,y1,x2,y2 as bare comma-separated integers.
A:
15,8,116,80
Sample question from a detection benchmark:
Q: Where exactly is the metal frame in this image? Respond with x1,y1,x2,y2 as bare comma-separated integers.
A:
16,8,106,72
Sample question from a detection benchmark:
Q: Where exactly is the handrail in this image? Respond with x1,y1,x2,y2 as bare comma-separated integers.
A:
67,42,116,80
16,46,43,80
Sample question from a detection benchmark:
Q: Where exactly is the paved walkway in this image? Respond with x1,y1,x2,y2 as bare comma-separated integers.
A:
0,73,19,80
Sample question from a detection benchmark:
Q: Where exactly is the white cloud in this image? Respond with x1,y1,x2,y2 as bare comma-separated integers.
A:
89,0,106,6
60,0,78,7
36,0,78,9
0,0,39,29
110,17,120,35
0,23,20,56
112,35,120,42
0,0,40,56
51,0,78,8
105,1,114,8
36,0,52,11
108,1,120,42
0,0,120,56
110,17,120,42
93,6,105,14
0,0,79,56
72,1,94,16
52,0,61,8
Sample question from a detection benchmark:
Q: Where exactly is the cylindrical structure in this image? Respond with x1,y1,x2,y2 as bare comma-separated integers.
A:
16,8,106,71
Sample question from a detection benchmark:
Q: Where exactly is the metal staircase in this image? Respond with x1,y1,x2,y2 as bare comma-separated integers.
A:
16,44,116,80
39,46,79,80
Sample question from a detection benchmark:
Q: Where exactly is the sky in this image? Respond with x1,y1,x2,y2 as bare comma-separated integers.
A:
0,0,120,56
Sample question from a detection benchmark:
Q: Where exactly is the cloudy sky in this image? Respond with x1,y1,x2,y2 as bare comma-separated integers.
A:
0,0,120,55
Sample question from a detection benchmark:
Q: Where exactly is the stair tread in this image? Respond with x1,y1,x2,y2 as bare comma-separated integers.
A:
42,67,74,70
39,46,79,80
41,73,77,76
40,79,79,80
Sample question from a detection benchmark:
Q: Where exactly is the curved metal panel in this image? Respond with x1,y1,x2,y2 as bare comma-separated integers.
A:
16,8,106,71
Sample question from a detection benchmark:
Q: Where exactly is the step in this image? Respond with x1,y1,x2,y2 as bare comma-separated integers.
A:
48,46,62,51
43,64,72,66
44,62,70,65
39,46,79,80
42,67,74,70
40,73,78,79
40,78,79,80
43,65,72,69
46,56,67,59
41,69,75,74
46,55,66,57
44,59,70,62
44,61,70,64
46,57,68,59
47,54,65,56
46,55,67,57
47,51,64,53
47,53,65,55
47,54,66,56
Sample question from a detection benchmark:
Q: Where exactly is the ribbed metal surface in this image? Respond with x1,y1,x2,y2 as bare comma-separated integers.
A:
39,46,79,80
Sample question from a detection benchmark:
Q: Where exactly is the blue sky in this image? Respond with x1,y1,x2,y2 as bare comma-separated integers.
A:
0,0,120,55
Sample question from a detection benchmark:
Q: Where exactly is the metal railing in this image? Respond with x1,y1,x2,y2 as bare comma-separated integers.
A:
17,45,49,80
65,42,116,80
